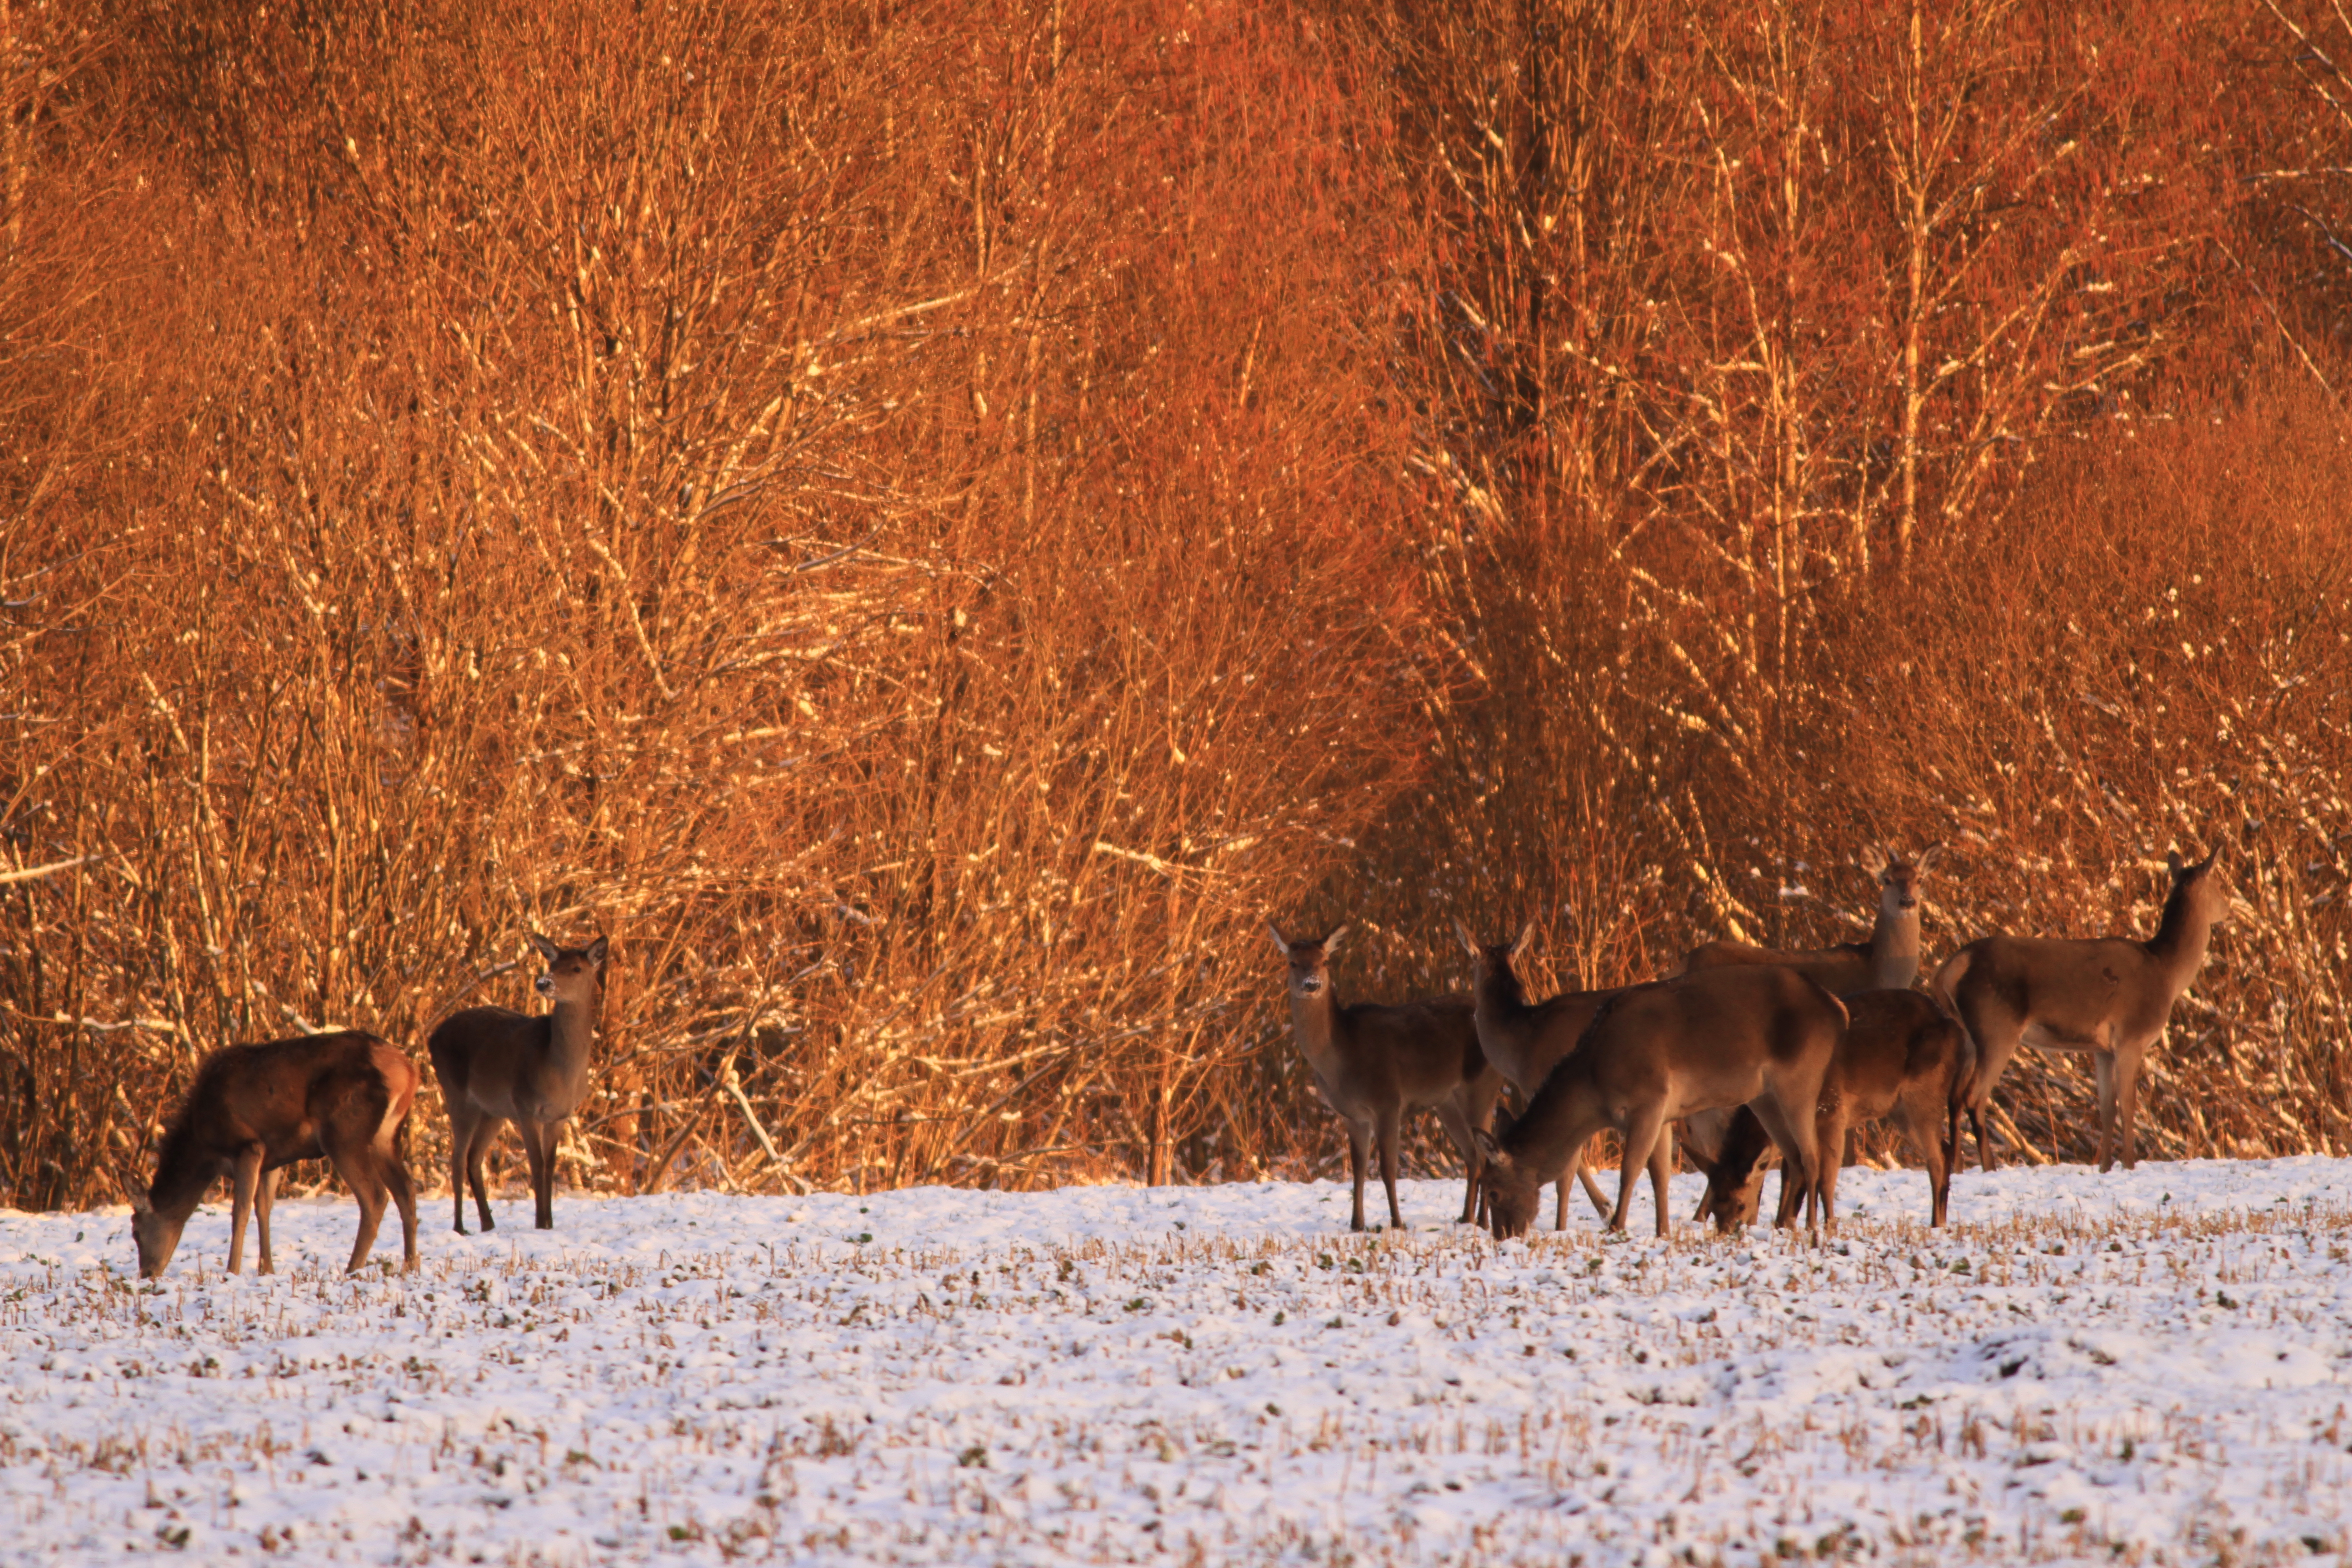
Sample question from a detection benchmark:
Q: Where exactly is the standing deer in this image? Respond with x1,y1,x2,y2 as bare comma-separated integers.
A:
1689,988,1969,1233
127,1031,420,1279
1451,921,1617,1228
1475,965,1845,1240
1671,844,1936,994
430,933,609,1232
1266,922,1503,1231
1934,848,2230,1173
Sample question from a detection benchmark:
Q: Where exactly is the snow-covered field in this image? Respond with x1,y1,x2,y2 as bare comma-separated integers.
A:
5,1160,2352,1566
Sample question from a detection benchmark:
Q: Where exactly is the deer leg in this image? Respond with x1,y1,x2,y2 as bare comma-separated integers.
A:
228,1144,262,1275
1898,1084,1951,1230
1432,1096,1481,1226
1962,1011,2025,1172
1612,1107,1669,1235
1647,1122,1675,1240
518,1117,555,1230
383,1134,419,1271
254,1166,278,1275
2113,1041,2147,1172
2092,1051,2117,1171
327,1142,388,1274
447,1107,480,1234
464,1117,500,1232
1375,1105,1405,1231
1746,1097,1815,1237
1345,1120,1370,1232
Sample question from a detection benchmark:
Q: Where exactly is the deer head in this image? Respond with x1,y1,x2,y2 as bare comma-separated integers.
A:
1472,1129,1541,1239
1265,921,1345,1000
529,932,609,1004
1862,844,1923,915
127,1184,182,1279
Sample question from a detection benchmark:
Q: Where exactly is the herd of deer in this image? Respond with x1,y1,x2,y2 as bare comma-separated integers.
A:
1271,843,2235,1242
117,843,2230,1280
125,935,610,1279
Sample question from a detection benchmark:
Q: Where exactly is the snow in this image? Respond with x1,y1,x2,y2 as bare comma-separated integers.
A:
5,1158,2352,1564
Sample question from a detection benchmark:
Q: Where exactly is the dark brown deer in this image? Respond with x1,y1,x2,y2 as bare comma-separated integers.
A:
1934,848,2231,1173
1475,965,1845,1240
1671,845,1936,994
1267,922,1503,1231
127,1031,420,1278
1688,988,1969,1233
1451,921,1617,1228
430,933,608,1232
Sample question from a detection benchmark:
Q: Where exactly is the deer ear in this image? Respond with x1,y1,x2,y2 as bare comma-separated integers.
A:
527,932,559,963
1915,842,1945,874
121,1171,152,1215
1474,1128,1510,1167
583,936,610,966
1265,920,1291,957
2166,849,2185,877
1860,843,1891,877
1508,923,1536,960
1451,917,1479,958
1321,925,1348,954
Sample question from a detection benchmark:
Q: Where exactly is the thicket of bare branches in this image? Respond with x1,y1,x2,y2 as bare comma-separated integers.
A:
3,0,2347,1210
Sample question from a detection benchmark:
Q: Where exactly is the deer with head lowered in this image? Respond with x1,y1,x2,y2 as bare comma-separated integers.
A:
1266,922,1503,1231
1686,988,1969,1234
1934,848,2231,1173
1451,921,1618,1228
1475,965,1845,1240
1671,845,1936,994
430,933,609,1232
127,1031,420,1279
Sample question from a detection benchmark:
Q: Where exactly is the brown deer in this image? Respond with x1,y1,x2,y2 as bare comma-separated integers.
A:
430,932,609,1232
1451,920,1617,1228
1934,848,2231,1173
1671,844,1936,994
1266,922,1504,1231
127,1031,420,1279
1475,965,1845,1240
1688,988,1969,1233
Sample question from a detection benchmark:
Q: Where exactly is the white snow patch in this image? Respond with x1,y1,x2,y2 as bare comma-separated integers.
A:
2,1159,2350,1563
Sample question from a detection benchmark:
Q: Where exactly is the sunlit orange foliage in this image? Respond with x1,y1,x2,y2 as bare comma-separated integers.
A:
3,0,2348,1210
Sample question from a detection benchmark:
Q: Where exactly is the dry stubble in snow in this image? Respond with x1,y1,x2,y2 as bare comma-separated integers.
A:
4,1160,2352,1565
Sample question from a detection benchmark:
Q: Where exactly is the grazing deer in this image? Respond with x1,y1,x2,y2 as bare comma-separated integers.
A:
1475,965,1845,1240
127,1031,420,1279
430,932,609,1232
1451,920,1617,1228
1689,988,1969,1233
1934,848,2230,1173
1266,922,1504,1231
1671,844,1936,994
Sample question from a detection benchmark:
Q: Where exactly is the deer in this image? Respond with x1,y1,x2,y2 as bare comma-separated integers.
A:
429,932,609,1232
1933,848,2231,1174
127,1031,420,1279
1687,988,1969,1233
1266,922,1504,1231
1475,964,1845,1240
1670,844,1936,994
1451,920,1619,1228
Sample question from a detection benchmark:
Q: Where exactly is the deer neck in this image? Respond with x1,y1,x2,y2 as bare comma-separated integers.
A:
544,991,598,1079
1506,1060,1603,1176
1470,967,1538,1083
2146,883,2217,985
1869,903,1922,990
145,1128,219,1225
1287,986,1347,1075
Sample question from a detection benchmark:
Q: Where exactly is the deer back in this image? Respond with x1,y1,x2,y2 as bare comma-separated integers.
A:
146,1032,416,1210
